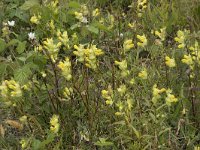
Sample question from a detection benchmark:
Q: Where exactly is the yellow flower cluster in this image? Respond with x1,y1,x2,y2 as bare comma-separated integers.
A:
138,69,148,79
182,54,193,66
152,84,166,104
137,34,147,47
0,80,22,98
74,4,89,23
101,86,113,105
50,114,59,134
117,84,126,96
174,30,189,49
152,85,178,106
48,0,59,14
57,30,69,49
57,57,72,81
43,38,62,62
92,8,100,17
63,87,73,99
155,27,166,41
73,44,104,70
30,14,41,24
115,60,130,77
165,56,176,68
137,0,148,17
165,89,178,106
189,41,200,65
123,39,134,52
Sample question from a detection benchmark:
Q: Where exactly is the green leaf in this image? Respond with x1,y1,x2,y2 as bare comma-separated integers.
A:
32,139,42,150
20,0,40,10
0,62,8,78
6,39,19,47
0,39,6,53
16,41,26,54
129,125,141,139
14,64,32,84
68,1,80,8
87,25,99,34
94,138,113,147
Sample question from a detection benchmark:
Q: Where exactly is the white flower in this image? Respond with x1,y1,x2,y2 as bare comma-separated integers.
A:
28,32,36,40
81,17,88,23
8,20,15,27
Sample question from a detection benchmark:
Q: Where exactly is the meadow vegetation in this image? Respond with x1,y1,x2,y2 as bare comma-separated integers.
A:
0,0,200,149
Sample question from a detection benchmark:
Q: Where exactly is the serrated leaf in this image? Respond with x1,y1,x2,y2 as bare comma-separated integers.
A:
20,0,40,10
0,39,6,53
16,41,26,54
87,25,99,34
14,65,32,84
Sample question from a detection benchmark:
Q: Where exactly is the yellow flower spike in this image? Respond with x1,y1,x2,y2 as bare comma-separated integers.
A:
30,14,40,24
155,27,166,41
50,114,59,134
182,54,193,65
165,56,176,68
43,38,61,61
57,57,72,81
117,84,127,96
137,34,147,47
174,30,190,49
92,8,100,17
138,69,148,79
115,60,130,77
123,39,134,52
152,84,166,104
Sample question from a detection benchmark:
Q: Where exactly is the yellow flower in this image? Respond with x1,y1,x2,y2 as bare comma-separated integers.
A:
30,14,41,24
115,60,130,77
123,39,134,52
117,84,126,96
63,87,73,98
174,30,189,49
20,139,28,149
165,89,178,106
128,22,135,29
155,27,166,41
92,8,100,17
57,57,72,81
101,88,113,105
57,30,69,49
182,54,193,65
43,38,61,62
137,34,147,47
138,69,147,79
152,84,166,104
165,56,176,68
50,115,59,134
74,44,103,70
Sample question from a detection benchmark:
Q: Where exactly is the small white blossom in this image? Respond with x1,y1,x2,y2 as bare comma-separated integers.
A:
28,32,36,40
8,20,15,27
81,17,88,23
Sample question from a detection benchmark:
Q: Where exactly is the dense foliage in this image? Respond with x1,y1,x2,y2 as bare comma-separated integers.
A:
0,0,200,149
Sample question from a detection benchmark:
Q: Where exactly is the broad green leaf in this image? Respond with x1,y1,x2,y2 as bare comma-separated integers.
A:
87,25,99,34
14,65,32,84
6,39,19,47
20,0,40,10
16,41,26,54
0,39,6,53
